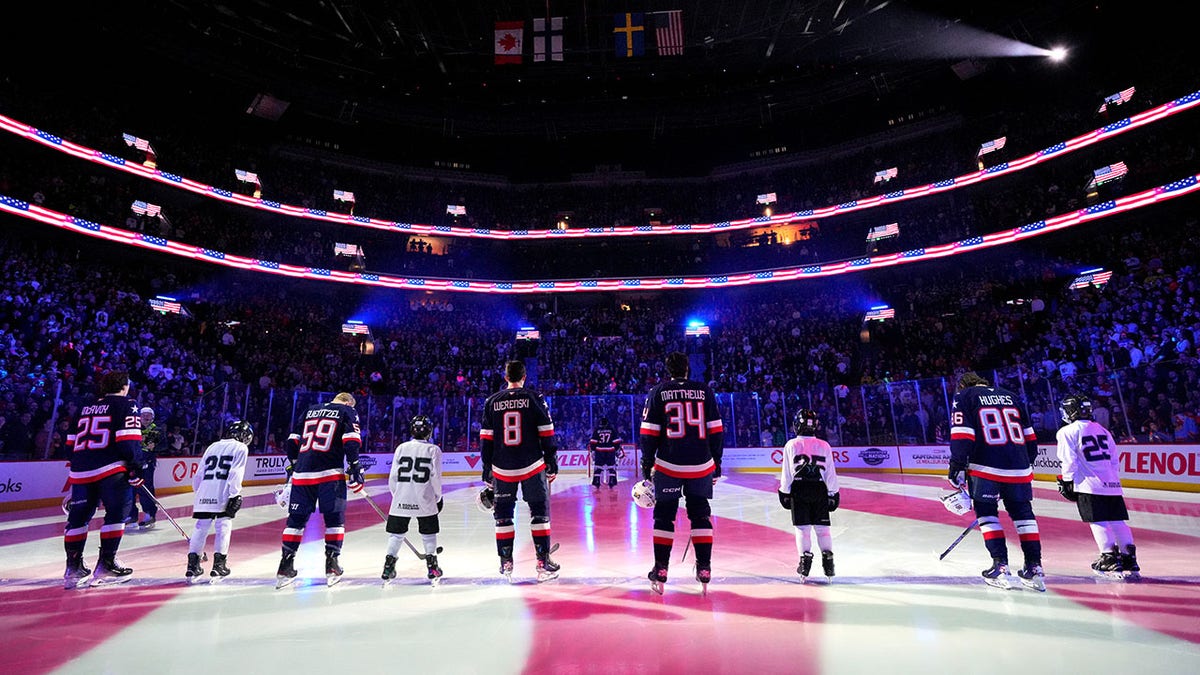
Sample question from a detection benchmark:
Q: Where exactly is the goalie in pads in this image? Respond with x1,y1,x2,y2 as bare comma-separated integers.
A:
186,421,250,582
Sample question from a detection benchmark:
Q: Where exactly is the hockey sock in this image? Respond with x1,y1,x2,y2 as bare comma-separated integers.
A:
282,513,308,556
98,522,123,557
421,534,438,556
691,523,714,566
214,518,232,555
64,527,88,557
387,534,406,558
495,519,515,557
652,523,675,567
324,527,345,555
1090,522,1116,551
1014,518,1041,564
795,527,812,555
531,517,552,556
815,525,832,552
190,519,213,555
978,515,1008,561
1108,521,1134,549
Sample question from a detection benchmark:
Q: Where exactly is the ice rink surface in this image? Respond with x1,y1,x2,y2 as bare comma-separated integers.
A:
2,471,1198,675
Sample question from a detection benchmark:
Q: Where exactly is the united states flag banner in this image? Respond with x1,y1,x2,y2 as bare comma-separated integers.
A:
684,325,710,336
122,133,154,153
341,321,370,335
131,200,162,217
863,306,896,321
977,137,1007,156
1086,161,1129,189
446,204,466,216
1070,270,1114,289
651,10,683,56
874,167,898,184
1097,86,1135,113
149,297,182,314
866,223,900,241
755,192,777,205
333,189,355,203
235,169,260,185
533,17,564,62
333,242,361,257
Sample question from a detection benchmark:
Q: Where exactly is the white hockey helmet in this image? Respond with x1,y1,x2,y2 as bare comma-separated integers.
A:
939,488,972,516
631,479,656,509
476,486,496,513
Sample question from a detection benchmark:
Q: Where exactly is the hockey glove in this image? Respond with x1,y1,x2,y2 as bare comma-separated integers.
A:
777,490,792,510
1056,477,1078,502
127,467,144,489
346,461,365,493
285,462,295,480
827,492,840,512
225,494,243,517
547,472,558,484
947,462,968,489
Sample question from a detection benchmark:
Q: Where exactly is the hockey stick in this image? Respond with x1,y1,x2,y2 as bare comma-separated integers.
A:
138,484,207,561
938,519,979,561
680,535,692,562
359,487,444,559
587,446,593,483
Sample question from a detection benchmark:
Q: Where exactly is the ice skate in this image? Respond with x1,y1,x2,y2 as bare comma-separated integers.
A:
381,554,398,586
821,550,835,583
1120,544,1141,581
797,551,814,583
1017,563,1045,592
186,552,205,583
275,553,298,589
981,559,1012,589
536,554,560,583
426,554,443,586
607,472,618,488
209,553,230,581
92,555,133,586
63,554,92,590
499,556,515,583
592,475,601,489
1092,546,1123,580
325,551,344,586
138,516,156,531
695,564,711,595
648,565,668,595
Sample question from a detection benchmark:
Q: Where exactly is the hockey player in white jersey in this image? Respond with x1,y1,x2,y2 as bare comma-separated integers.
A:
777,409,840,582
1056,394,1140,579
382,415,444,585
186,420,251,582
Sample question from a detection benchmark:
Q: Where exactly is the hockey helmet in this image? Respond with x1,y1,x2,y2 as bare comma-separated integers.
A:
476,486,496,513
939,488,973,517
631,479,656,509
792,409,820,437
597,416,610,428
410,415,433,440
224,419,254,445
1059,394,1093,424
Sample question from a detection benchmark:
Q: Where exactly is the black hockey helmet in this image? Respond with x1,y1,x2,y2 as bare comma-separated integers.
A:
411,415,433,440
224,419,254,445
792,409,820,437
1059,394,1093,424
597,416,610,428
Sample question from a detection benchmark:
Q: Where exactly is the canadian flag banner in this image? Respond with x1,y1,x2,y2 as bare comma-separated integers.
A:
495,21,524,64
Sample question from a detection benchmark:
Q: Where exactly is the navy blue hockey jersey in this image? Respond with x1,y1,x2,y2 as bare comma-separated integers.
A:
640,377,724,478
479,386,557,483
286,402,362,485
66,394,142,484
949,384,1037,483
588,426,624,453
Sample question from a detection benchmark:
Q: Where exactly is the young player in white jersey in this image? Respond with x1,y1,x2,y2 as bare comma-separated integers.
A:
382,415,444,585
186,420,251,582
777,409,840,582
1055,394,1140,579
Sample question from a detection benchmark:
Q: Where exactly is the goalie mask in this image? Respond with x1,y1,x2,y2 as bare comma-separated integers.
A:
476,486,496,513
792,409,820,437
1059,394,1093,424
631,479,656,509
939,488,972,516
410,415,433,441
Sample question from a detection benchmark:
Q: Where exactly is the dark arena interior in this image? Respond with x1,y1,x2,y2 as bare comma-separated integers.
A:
1,1,1199,673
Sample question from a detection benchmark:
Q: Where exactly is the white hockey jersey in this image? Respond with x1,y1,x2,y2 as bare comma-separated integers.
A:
1056,420,1123,496
388,439,443,517
192,439,249,514
779,435,839,495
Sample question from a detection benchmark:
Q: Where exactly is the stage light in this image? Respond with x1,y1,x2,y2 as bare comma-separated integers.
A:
1048,46,1068,62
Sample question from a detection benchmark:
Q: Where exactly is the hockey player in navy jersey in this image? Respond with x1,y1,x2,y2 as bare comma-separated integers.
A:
62,370,143,588
639,351,724,593
588,417,624,489
1055,394,1140,579
778,409,839,583
949,371,1044,591
480,360,560,583
275,392,363,588
382,415,444,585
186,420,251,582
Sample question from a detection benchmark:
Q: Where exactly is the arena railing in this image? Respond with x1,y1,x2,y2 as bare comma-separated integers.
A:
1,89,1197,240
